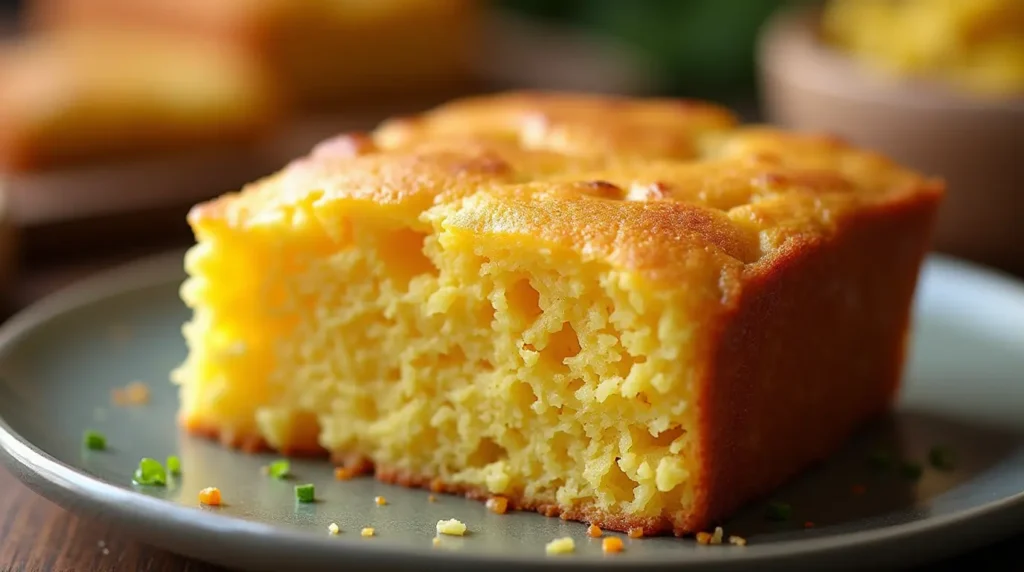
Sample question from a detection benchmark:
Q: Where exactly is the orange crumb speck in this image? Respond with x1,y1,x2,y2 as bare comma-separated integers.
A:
602,537,624,553
112,382,150,407
432,537,441,547
334,467,355,480
696,532,713,545
198,487,221,506
429,478,445,493
627,527,644,539
486,496,509,514
851,484,867,495
375,496,387,506
804,521,816,529
587,524,603,538
428,494,437,502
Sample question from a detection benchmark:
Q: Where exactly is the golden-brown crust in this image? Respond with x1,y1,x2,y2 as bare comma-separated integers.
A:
180,418,683,534
698,189,939,525
181,416,327,457
375,467,682,536
190,91,942,286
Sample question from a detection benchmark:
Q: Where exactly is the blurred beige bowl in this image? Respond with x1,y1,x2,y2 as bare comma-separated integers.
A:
760,8,1024,274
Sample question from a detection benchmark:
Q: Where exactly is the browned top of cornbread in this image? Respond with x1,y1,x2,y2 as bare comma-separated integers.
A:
190,92,944,283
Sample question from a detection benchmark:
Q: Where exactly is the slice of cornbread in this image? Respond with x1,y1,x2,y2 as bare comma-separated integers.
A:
0,28,279,172
174,92,943,535
26,0,478,108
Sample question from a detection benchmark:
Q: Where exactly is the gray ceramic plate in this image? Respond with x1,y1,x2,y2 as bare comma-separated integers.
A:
1,252,1023,571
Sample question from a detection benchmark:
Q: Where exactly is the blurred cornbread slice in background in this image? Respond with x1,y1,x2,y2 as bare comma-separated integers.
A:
0,29,280,172
822,0,1024,97
27,0,480,109
175,92,943,535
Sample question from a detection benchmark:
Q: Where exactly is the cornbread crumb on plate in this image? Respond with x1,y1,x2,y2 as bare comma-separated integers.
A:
327,523,340,535
198,487,221,506
602,537,624,553
360,528,375,538
432,537,441,547
587,524,603,538
436,519,467,536
485,496,508,514
374,495,387,506
111,382,149,406
175,90,943,535
696,526,727,545
544,537,575,556
627,528,644,539
729,535,748,546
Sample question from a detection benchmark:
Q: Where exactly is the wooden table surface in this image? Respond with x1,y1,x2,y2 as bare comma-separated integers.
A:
1,253,1023,572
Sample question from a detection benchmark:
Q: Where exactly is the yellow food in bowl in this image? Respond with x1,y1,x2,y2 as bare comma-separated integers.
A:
823,0,1024,97
174,92,942,535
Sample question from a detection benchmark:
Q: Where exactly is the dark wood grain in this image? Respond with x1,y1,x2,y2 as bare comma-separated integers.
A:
0,467,228,572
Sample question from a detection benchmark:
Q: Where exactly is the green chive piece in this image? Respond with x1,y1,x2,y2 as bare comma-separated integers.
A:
765,501,792,522
166,455,182,475
267,460,291,480
866,449,893,471
900,461,923,480
929,446,956,471
295,483,315,503
83,430,106,451
133,458,167,486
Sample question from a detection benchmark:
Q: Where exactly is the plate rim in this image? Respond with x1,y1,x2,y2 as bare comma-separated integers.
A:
2,250,1024,571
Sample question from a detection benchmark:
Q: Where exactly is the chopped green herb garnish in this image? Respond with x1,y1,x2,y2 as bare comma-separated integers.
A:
765,501,792,522
133,458,167,486
166,455,181,475
900,461,923,480
83,430,106,451
267,459,291,480
866,449,893,471
929,446,956,471
295,483,315,503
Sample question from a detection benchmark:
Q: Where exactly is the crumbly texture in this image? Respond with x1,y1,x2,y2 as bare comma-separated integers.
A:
0,28,279,171
174,91,943,535
545,537,575,555
436,519,467,536
27,0,478,108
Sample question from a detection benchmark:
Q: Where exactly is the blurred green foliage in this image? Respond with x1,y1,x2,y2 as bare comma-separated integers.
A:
498,0,814,98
